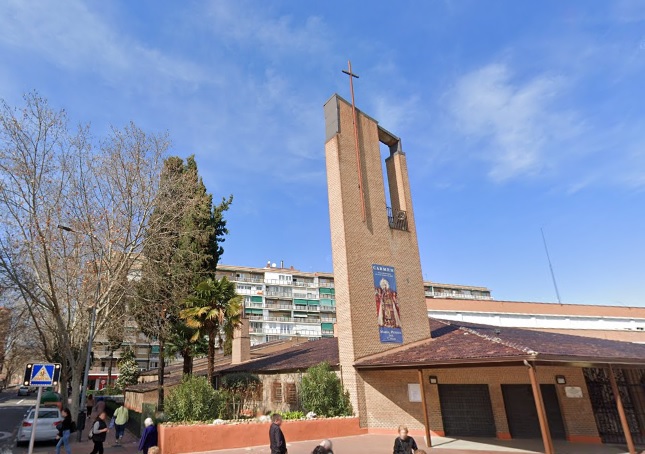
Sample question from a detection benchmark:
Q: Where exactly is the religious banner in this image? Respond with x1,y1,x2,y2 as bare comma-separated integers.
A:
373,264,403,343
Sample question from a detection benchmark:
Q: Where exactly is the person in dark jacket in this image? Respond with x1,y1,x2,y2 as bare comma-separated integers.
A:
55,408,72,454
89,412,109,454
138,418,158,454
311,439,333,454
269,413,287,454
393,425,418,454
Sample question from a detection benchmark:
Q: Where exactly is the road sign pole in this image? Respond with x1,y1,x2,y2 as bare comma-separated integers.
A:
27,386,43,454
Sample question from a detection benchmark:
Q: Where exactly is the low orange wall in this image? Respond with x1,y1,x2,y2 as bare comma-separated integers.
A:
159,418,367,454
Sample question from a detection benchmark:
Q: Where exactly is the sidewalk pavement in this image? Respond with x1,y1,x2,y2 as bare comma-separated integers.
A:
29,428,141,454
20,431,641,454
206,433,639,454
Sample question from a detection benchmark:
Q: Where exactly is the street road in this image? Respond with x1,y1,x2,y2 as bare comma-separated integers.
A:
0,388,52,454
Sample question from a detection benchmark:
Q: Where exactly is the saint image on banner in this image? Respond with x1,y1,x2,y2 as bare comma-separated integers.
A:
373,264,403,343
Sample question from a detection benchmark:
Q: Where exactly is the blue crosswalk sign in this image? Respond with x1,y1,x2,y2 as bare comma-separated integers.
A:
23,363,61,387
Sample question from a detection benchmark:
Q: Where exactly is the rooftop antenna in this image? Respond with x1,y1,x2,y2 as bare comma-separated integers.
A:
540,227,562,304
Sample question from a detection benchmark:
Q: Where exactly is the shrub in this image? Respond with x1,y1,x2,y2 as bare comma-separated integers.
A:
220,373,261,420
300,362,352,417
165,375,224,422
281,411,304,420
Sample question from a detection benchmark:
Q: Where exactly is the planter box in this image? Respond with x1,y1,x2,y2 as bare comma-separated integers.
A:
159,417,366,454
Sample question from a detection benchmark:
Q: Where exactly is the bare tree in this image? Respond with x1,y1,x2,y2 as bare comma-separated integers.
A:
0,92,178,418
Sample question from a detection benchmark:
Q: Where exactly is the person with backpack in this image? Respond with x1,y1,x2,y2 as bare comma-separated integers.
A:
112,404,129,446
89,411,109,454
55,408,73,454
393,425,418,454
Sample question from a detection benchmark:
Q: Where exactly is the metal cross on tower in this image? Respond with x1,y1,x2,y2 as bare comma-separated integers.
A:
342,60,366,222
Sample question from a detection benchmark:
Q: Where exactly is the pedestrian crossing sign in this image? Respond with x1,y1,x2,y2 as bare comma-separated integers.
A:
23,363,61,387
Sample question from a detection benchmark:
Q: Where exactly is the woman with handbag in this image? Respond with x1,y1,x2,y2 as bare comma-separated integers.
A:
55,408,73,454
90,412,109,454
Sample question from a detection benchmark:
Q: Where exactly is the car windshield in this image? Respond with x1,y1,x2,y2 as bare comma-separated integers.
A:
27,409,60,419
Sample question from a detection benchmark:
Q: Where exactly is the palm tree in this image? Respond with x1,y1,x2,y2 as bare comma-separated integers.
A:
180,277,243,384
165,320,208,375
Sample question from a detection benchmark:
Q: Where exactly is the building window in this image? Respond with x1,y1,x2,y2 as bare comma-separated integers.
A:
285,383,297,407
272,381,283,403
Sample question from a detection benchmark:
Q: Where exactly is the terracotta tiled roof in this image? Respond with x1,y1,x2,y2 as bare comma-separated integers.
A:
215,337,339,374
128,319,645,392
126,337,339,392
355,318,645,369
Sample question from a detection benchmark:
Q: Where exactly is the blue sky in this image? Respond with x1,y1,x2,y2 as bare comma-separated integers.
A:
1,1,644,306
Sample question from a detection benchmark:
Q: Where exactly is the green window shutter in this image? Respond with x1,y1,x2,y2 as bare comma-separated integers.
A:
321,323,334,330
307,299,319,306
251,296,263,303
245,308,263,315
319,288,333,295
150,345,160,354
320,298,332,306
294,298,308,306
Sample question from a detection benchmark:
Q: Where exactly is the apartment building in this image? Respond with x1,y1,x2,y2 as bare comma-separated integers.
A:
215,263,491,346
215,263,336,345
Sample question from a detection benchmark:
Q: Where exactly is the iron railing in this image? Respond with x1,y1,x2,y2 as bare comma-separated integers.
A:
387,206,408,231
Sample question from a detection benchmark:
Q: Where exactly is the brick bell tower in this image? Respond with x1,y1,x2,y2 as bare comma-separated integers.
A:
324,93,430,417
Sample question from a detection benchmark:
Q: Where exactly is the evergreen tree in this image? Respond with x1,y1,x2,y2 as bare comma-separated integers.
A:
131,155,232,409
116,347,140,390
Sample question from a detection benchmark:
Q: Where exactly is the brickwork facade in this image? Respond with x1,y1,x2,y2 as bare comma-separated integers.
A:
324,94,431,416
359,365,600,441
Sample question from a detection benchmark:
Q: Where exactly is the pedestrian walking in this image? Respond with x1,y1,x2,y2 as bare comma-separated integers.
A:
89,412,109,454
112,404,129,445
91,397,106,423
393,425,418,454
311,439,333,454
269,413,287,454
138,418,158,454
86,394,94,417
55,408,73,454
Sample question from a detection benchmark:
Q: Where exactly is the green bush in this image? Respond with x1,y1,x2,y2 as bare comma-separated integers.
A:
164,375,224,422
281,411,304,420
300,362,352,417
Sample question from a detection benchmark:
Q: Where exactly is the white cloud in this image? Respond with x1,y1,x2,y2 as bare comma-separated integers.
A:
205,1,331,57
448,63,582,181
0,0,209,91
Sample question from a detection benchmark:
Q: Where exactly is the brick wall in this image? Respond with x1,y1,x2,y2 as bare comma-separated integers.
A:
358,365,600,441
324,94,431,416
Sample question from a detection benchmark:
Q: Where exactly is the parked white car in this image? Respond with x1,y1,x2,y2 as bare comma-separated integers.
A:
16,407,62,445
17,386,30,396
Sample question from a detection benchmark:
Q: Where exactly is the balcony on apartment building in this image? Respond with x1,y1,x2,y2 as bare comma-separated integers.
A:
425,290,492,300
219,272,264,284
265,289,293,298
265,303,294,310
291,280,317,288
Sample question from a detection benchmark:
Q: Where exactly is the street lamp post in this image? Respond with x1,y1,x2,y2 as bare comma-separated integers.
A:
58,224,103,441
